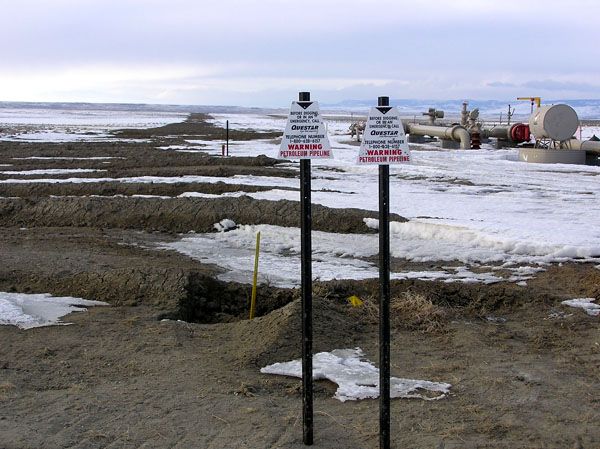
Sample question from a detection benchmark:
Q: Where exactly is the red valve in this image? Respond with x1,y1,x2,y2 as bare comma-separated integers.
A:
510,124,531,143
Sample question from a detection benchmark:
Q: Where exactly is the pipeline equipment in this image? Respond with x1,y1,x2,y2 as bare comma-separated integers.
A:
423,108,444,125
481,123,531,143
529,104,579,143
405,123,471,149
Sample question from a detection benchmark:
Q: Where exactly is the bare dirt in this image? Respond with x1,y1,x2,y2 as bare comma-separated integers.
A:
0,114,599,449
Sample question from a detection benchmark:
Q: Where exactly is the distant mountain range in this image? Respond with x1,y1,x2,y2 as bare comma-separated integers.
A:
322,99,600,119
2,99,600,119
0,101,277,115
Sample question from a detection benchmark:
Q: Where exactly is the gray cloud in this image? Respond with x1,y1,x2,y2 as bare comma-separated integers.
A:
1,0,599,104
522,79,600,93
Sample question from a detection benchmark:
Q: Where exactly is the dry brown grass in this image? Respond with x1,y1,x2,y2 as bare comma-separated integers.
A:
358,291,448,333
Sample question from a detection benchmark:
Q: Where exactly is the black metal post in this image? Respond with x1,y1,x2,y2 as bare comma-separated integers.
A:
378,96,391,449
299,91,313,446
226,120,229,156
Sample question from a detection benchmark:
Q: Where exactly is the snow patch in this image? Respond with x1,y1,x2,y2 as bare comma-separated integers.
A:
365,218,600,265
214,219,237,232
261,348,451,402
0,292,109,329
179,191,248,199
561,298,600,316
163,224,551,287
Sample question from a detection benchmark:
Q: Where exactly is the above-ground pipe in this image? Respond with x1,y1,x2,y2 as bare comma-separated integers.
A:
564,138,600,155
405,123,471,149
481,123,530,143
482,126,512,140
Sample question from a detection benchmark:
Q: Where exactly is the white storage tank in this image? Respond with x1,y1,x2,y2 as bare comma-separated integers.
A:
528,104,579,141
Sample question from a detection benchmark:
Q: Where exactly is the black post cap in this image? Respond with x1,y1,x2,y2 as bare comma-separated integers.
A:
378,96,390,107
299,92,311,102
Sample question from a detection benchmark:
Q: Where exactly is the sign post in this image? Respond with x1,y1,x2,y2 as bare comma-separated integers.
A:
226,120,229,156
357,96,410,449
279,92,332,445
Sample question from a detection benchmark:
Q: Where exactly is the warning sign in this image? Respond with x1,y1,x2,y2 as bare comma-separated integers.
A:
279,101,332,159
357,106,410,165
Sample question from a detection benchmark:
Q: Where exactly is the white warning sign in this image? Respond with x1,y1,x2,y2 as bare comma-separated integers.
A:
279,101,332,159
357,106,410,165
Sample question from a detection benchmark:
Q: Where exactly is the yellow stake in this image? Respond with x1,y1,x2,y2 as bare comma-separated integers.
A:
249,231,261,319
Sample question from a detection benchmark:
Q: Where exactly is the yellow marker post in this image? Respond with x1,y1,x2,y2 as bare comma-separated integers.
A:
348,295,363,307
249,231,261,319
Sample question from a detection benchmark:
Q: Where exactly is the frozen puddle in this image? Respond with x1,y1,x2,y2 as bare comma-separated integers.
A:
0,292,108,329
261,348,451,402
561,298,600,316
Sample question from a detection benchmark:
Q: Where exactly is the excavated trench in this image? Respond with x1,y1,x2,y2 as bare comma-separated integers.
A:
172,273,297,323
169,271,563,325
170,258,600,326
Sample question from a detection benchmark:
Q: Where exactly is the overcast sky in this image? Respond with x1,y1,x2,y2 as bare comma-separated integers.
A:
1,0,599,106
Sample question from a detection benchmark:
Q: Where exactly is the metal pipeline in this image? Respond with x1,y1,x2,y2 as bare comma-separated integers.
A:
564,138,600,155
481,123,531,143
405,123,471,149
482,126,512,140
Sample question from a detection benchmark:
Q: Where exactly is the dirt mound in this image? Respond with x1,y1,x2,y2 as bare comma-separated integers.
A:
308,277,554,316
113,113,281,141
99,164,294,179
0,140,148,159
0,227,213,311
0,181,278,198
0,164,294,181
168,274,370,368
528,263,600,300
5,267,191,310
219,297,366,368
0,196,401,233
0,142,282,169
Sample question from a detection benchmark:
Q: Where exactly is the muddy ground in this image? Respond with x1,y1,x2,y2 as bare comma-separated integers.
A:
0,115,599,448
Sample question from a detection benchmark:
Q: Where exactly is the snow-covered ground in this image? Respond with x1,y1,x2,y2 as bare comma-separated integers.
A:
261,348,451,402
154,113,600,286
0,106,186,142
579,126,600,140
164,223,543,288
0,292,108,329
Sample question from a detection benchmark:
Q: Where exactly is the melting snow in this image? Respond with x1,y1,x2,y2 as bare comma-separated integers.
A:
214,219,237,232
0,292,108,329
561,298,600,316
162,223,597,287
261,348,451,402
